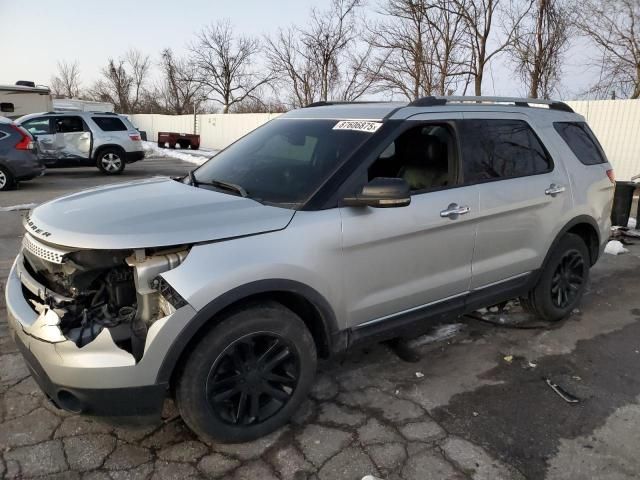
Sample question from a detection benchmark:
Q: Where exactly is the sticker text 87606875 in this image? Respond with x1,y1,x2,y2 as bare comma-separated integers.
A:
332,120,383,133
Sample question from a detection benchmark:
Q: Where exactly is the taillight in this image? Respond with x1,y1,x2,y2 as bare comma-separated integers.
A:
606,169,615,184
10,125,34,150
129,133,141,142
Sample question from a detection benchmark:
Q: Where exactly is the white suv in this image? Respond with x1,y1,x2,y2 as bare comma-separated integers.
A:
17,111,144,174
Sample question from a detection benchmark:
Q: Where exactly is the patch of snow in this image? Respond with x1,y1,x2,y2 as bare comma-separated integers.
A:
628,217,637,229
407,323,465,348
0,203,37,212
604,240,629,256
142,141,218,166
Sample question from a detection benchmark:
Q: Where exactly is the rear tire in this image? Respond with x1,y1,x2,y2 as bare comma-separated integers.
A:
0,166,16,191
96,148,126,175
176,302,317,443
520,233,590,322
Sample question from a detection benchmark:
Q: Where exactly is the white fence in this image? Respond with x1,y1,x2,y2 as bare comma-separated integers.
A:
566,100,639,181
132,100,640,180
130,113,281,151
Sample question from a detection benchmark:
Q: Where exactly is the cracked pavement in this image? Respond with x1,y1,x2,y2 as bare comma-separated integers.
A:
2,160,640,479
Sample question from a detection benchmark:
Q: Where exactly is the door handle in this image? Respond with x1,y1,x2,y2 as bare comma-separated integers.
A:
440,203,471,219
545,184,566,196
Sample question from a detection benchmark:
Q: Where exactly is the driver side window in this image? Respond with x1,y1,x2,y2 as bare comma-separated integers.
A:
368,124,454,193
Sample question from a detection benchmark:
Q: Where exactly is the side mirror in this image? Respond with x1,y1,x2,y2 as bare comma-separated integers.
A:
342,177,411,208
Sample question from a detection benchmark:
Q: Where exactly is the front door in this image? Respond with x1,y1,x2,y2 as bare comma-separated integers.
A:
340,117,479,328
53,116,91,161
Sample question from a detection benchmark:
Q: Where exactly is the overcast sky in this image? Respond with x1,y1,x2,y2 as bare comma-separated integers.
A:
0,0,601,100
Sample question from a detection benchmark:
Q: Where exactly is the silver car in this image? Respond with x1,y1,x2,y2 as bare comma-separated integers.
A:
5,97,614,443
16,111,144,174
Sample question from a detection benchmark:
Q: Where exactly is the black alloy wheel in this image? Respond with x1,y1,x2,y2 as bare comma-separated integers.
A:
206,333,300,426
520,233,590,322
176,302,317,443
550,250,586,309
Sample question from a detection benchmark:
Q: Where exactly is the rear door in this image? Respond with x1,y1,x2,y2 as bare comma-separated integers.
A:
458,112,572,289
21,116,59,161
54,116,91,160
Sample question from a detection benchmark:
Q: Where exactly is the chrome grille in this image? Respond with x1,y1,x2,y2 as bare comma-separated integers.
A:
22,234,72,264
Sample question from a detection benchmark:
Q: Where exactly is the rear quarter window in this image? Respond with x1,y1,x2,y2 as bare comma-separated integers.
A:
92,117,127,132
553,122,607,165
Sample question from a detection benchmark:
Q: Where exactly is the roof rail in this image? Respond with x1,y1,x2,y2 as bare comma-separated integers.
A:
408,96,574,113
304,100,390,108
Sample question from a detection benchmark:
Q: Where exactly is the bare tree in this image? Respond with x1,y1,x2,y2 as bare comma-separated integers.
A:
265,27,320,107
369,0,437,100
229,95,288,113
190,19,272,113
266,0,374,107
508,0,572,98
453,0,533,95
369,0,469,100
157,48,204,114
90,49,151,113
51,61,81,98
302,0,363,101
429,0,470,95
577,0,640,99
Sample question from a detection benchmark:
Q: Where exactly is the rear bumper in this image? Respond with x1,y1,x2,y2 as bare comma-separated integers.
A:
16,165,46,181
7,151,45,180
126,151,145,163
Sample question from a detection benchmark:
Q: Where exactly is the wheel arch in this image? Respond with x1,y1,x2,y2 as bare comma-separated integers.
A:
93,144,125,160
157,279,341,386
544,215,602,270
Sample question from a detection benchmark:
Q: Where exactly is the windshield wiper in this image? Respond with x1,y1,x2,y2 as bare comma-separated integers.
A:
197,178,248,198
188,170,198,187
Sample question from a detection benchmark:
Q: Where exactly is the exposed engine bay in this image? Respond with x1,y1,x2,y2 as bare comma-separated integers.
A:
20,233,189,361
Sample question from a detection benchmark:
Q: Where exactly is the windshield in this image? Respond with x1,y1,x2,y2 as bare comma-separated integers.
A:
192,118,379,207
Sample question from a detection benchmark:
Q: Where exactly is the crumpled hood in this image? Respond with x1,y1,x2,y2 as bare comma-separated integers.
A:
25,177,294,249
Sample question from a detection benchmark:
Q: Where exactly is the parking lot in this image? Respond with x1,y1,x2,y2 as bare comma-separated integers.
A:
1,156,640,480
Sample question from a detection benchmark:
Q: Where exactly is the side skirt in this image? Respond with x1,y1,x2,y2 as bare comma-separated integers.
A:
346,271,538,350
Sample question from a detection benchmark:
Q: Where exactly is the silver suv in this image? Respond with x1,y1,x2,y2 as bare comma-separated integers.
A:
16,111,144,174
5,97,614,443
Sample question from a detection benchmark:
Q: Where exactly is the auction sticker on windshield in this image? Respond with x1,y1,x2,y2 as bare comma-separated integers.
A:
333,120,383,133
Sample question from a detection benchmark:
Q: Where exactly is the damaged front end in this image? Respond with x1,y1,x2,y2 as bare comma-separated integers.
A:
19,233,189,362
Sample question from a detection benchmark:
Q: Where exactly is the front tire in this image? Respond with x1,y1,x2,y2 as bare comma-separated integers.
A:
521,233,590,322
0,166,16,191
96,148,126,175
176,302,317,443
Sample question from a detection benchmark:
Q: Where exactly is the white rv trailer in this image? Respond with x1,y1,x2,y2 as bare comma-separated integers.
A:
52,98,114,113
0,83,53,119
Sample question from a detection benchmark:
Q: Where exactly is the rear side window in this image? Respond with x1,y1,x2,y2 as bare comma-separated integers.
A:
93,117,127,131
458,119,552,183
554,122,606,165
